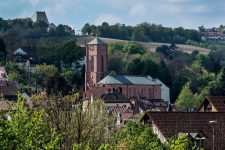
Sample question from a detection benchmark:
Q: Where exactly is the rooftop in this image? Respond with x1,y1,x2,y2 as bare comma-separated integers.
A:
141,112,225,149
98,75,160,85
87,38,106,45
13,48,27,55
198,96,225,112
100,91,129,103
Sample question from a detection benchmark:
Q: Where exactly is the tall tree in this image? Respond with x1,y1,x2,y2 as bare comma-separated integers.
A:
175,83,197,111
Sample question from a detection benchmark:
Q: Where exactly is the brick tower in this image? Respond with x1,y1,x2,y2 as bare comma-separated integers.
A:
85,38,108,98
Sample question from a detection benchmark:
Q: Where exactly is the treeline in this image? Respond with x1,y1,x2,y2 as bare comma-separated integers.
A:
82,22,201,44
0,17,75,54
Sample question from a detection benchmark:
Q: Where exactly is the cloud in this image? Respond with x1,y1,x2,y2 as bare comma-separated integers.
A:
94,14,122,25
29,0,39,6
129,3,148,17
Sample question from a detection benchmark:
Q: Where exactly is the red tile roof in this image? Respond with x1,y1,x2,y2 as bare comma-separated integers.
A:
142,112,225,150
198,96,225,112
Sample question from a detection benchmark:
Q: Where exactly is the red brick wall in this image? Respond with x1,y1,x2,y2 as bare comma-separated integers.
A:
96,84,161,99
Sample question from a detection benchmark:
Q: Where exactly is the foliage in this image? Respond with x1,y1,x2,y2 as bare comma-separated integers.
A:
175,83,197,111
56,40,84,67
0,95,61,149
115,121,164,150
166,133,194,150
32,93,117,150
34,64,58,89
209,67,225,96
82,22,201,44
123,41,146,55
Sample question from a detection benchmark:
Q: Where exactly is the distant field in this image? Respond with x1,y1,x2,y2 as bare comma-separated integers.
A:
76,36,210,54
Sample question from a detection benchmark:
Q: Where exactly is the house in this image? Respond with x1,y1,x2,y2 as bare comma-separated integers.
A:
31,11,49,24
130,97,174,114
141,112,225,150
84,38,166,102
10,48,38,72
198,96,225,112
100,91,131,108
100,91,133,126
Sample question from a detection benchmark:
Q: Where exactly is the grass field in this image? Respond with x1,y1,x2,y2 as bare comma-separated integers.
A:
76,36,210,54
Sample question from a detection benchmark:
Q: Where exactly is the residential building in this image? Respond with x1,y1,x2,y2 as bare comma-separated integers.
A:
9,48,38,72
198,96,225,112
141,112,225,150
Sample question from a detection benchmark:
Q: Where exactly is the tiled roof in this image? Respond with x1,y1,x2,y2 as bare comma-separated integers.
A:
130,97,170,114
87,38,106,45
98,75,160,85
0,81,18,96
201,96,225,112
100,91,129,103
108,106,128,114
142,112,225,150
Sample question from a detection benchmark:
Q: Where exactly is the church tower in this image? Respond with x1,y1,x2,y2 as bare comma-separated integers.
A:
85,38,108,94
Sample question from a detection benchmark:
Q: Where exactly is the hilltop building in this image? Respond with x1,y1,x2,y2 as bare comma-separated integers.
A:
84,38,169,102
31,11,49,24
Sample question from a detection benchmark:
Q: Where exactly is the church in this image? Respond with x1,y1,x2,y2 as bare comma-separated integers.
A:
84,38,169,102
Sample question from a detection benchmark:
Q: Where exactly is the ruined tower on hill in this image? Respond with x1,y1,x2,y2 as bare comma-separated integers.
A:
31,11,49,24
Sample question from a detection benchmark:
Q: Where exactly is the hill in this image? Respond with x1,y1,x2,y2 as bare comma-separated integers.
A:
76,36,210,54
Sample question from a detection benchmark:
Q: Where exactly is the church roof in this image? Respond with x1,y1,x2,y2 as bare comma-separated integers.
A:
97,75,160,85
87,38,106,45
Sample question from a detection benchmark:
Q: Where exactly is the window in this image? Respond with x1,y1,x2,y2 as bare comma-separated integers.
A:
101,56,104,71
91,56,94,72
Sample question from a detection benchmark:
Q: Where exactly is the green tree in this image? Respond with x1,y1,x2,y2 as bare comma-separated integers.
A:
123,41,146,55
56,40,84,67
166,133,194,150
115,121,164,150
34,64,58,90
175,83,197,111
0,95,61,149
81,23,92,35
32,93,116,150
209,67,225,96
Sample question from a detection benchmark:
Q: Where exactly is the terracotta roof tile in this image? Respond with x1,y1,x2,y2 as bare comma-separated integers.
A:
142,112,225,150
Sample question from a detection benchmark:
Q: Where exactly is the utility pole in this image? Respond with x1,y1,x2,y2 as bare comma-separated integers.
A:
209,120,217,150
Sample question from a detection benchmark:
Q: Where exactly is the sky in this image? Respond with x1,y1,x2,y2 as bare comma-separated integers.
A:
0,0,225,32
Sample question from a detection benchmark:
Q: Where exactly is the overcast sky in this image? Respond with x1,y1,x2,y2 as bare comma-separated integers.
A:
0,0,224,32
